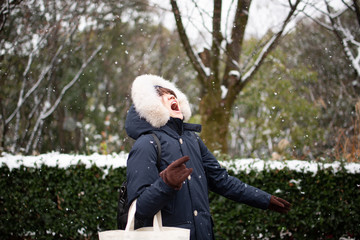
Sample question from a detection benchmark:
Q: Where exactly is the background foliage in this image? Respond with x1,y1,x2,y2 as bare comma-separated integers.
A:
1,1,359,161
0,162,359,239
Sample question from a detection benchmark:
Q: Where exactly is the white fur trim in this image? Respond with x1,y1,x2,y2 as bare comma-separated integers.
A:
131,74,192,128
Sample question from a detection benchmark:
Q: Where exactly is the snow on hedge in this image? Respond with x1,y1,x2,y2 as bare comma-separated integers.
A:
220,158,360,174
1,152,359,174
0,152,128,170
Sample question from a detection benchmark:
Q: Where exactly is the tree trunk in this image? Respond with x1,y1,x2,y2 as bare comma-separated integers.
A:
200,91,231,153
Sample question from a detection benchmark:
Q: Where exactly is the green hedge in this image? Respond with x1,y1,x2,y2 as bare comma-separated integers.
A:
0,163,359,239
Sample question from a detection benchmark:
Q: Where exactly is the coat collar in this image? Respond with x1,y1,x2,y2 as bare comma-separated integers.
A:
125,104,202,140
155,121,202,140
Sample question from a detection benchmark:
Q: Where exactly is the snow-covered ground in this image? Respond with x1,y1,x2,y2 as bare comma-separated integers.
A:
1,152,359,174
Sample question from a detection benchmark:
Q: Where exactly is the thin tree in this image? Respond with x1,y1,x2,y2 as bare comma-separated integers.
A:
25,44,103,154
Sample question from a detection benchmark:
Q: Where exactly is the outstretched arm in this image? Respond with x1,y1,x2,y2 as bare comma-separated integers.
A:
198,137,291,213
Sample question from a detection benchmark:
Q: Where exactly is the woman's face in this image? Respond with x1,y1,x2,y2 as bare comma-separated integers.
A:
161,93,183,119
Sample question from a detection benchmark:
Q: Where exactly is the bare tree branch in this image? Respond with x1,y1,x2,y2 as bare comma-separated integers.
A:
239,0,302,87
299,8,334,30
170,0,208,84
190,0,213,33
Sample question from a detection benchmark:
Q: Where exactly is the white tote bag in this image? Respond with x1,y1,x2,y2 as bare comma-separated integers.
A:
98,199,190,240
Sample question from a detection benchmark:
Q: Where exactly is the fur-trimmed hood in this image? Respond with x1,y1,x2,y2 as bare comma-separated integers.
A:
131,74,191,127
125,74,192,139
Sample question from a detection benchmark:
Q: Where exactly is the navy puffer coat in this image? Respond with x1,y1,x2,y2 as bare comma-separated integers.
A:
125,75,271,240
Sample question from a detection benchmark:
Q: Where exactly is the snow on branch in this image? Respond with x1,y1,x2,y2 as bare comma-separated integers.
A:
241,34,278,82
341,30,360,76
241,0,301,84
303,1,360,77
25,44,103,154
324,0,360,77
41,44,103,120
170,0,209,82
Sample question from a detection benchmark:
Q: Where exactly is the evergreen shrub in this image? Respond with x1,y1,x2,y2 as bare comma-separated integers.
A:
0,162,359,239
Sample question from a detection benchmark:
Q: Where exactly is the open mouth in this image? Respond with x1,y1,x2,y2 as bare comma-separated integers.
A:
171,101,180,111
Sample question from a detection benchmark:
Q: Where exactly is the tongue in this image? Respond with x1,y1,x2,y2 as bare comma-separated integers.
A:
171,103,178,111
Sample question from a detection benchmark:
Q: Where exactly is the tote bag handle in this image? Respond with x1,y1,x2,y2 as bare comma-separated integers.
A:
98,200,190,240
125,199,163,232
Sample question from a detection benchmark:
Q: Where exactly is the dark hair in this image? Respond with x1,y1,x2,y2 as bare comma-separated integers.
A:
154,85,177,98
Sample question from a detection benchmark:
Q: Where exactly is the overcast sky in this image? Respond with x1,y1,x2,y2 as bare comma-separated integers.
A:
150,0,289,39
149,0,347,49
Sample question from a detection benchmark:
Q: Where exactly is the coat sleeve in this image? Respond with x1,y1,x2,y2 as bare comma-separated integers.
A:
126,135,177,220
197,137,271,210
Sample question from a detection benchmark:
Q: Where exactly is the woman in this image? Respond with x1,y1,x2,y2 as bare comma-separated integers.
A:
125,74,290,240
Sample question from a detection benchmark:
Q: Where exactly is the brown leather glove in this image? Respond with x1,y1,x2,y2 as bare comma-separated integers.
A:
268,195,291,214
159,156,193,190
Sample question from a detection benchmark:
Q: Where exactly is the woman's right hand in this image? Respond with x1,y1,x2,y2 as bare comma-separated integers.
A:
159,156,193,190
